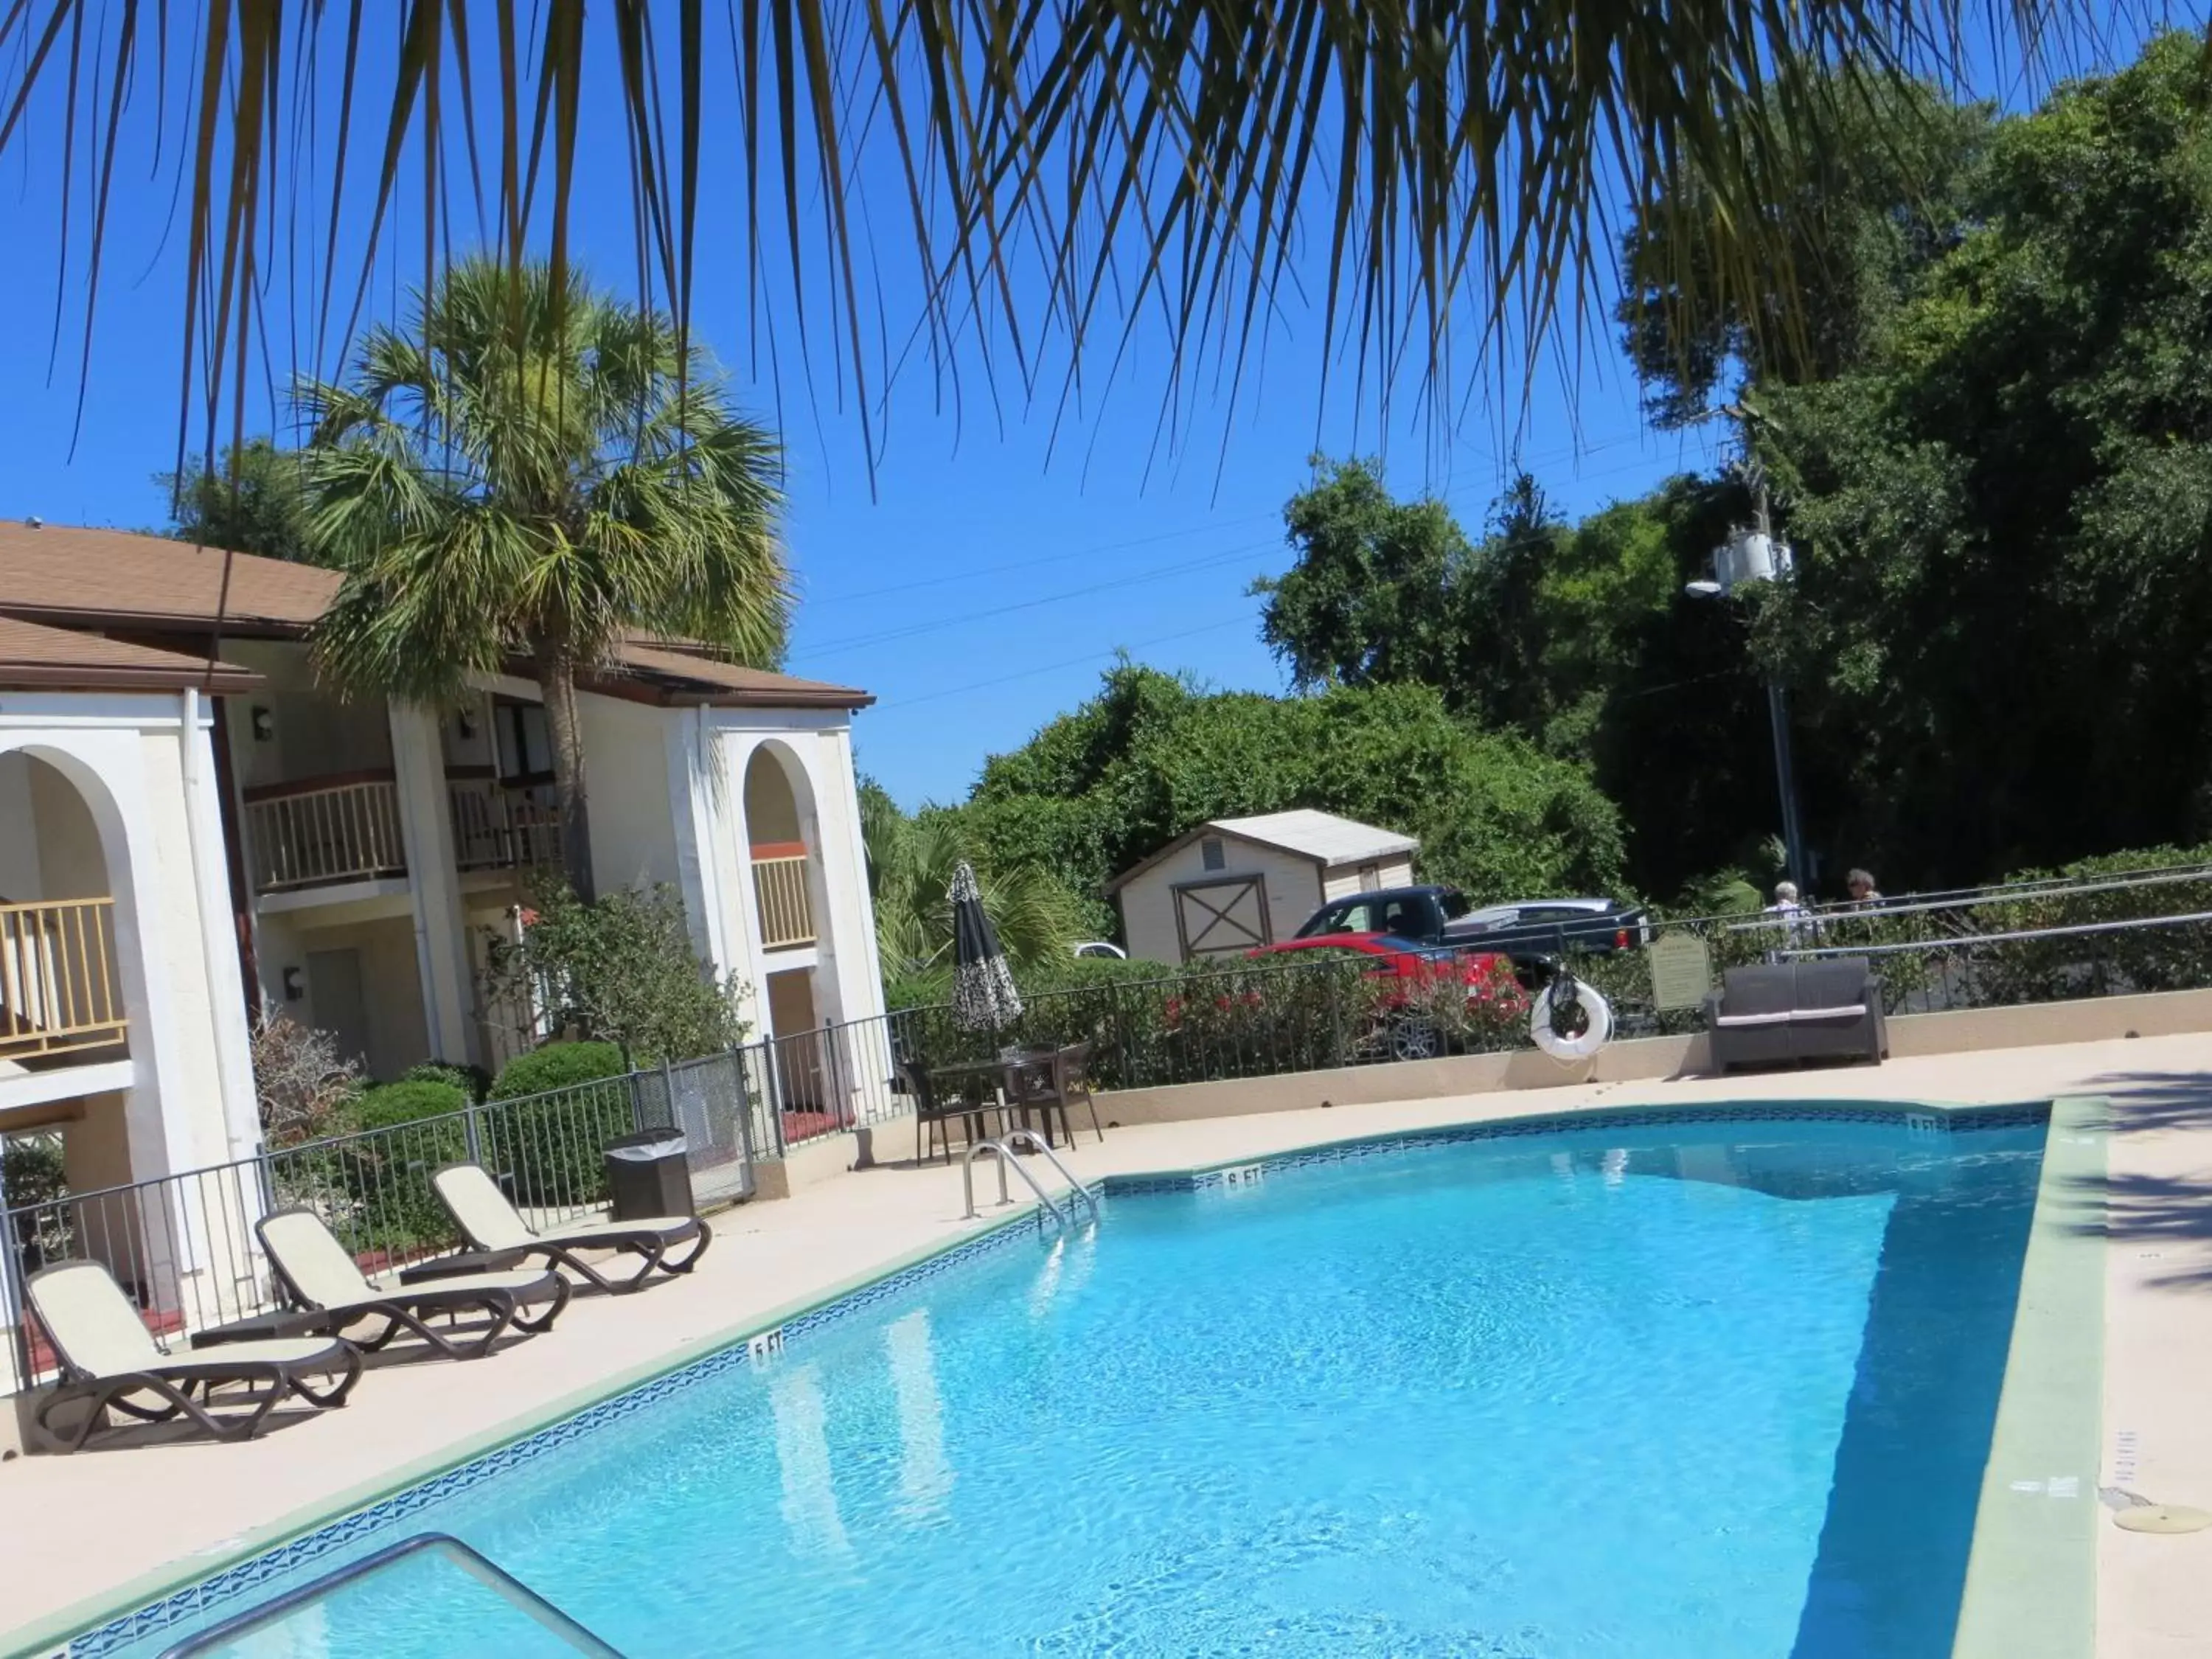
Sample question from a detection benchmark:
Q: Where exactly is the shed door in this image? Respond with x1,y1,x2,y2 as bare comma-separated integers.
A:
1175,876,1271,960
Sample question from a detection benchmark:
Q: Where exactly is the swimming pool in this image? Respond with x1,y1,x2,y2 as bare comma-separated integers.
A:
97,1109,2046,1658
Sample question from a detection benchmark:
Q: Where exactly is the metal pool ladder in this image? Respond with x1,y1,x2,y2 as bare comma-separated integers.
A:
961,1127,1101,1233
158,1533,625,1658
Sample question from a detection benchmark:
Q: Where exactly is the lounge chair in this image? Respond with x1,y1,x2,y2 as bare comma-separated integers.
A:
256,1209,571,1360
429,1164,711,1295
27,1261,361,1453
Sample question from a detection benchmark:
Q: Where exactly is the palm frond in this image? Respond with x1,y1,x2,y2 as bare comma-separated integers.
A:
0,2,2119,473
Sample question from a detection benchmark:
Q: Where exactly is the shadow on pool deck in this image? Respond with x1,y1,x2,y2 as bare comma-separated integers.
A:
2048,1070,2212,1289
1787,1157,2039,1659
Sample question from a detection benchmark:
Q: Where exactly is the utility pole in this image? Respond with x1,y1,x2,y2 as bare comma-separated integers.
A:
1745,464,1811,892
1685,396,1814,894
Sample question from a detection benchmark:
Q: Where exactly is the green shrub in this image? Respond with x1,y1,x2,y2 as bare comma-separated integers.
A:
349,1079,469,1127
329,1079,471,1259
400,1060,493,1102
484,1041,635,1208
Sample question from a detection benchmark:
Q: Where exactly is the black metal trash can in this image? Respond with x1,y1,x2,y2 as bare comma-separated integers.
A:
604,1130,694,1221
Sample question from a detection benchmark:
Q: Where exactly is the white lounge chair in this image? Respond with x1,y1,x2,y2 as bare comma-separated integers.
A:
27,1261,361,1453
429,1163,711,1295
257,1208,570,1360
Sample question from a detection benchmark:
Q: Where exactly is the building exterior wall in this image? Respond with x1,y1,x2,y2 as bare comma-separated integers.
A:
580,695,683,895
217,641,393,794
1117,838,1325,964
1319,852,1416,902
0,693,257,1187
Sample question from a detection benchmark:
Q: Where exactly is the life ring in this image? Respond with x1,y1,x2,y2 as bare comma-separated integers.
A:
1532,979,1612,1062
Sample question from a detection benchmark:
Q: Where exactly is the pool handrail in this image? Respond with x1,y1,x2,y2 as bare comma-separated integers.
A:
154,1531,626,1658
960,1130,1097,1232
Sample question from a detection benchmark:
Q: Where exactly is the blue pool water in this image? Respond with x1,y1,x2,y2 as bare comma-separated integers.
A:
116,1113,2045,1659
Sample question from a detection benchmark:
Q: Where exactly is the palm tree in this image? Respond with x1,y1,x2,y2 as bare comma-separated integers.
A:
860,786,1083,995
299,256,789,902
8,7,2101,464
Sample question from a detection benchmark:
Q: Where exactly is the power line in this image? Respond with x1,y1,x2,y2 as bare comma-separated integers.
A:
799,504,1284,606
789,539,1279,661
869,615,1257,711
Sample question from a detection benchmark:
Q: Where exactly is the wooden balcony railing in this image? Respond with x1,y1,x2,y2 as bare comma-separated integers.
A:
752,852,816,949
243,771,407,894
448,774,561,873
0,896,127,1060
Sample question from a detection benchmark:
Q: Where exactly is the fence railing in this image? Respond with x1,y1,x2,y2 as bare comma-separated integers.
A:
0,896,126,1060
243,771,408,893
448,774,561,873
751,853,815,949
0,1051,771,1397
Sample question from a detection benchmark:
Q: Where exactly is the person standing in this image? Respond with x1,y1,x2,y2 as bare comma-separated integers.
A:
1846,869,1884,907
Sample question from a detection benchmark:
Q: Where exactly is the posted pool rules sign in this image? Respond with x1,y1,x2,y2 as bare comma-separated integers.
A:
1646,933,1714,1012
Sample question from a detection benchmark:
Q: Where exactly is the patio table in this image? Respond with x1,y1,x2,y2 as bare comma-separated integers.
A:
928,1050,1065,1149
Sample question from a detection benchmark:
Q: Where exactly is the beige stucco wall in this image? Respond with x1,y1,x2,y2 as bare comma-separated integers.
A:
272,911,430,1080
1319,851,1416,902
1116,837,1324,964
218,641,392,794
579,695,682,896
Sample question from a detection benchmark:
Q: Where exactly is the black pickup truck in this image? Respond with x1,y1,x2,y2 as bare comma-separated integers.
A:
1294,886,1649,970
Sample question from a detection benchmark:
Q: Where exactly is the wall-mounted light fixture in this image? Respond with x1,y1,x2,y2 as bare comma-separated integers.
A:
281,965,305,1001
250,706,275,742
456,707,478,740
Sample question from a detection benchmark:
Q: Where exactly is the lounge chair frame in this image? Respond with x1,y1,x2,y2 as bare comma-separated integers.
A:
429,1164,712,1295
255,1208,571,1360
27,1263,361,1453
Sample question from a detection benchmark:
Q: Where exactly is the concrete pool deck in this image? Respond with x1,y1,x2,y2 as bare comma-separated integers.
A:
4,1030,2211,1657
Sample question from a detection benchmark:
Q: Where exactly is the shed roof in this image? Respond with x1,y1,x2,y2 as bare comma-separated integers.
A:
1105,809,1419,894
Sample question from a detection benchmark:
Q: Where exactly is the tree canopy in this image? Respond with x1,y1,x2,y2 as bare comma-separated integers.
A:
301,256,790,900
943,664,1629,944
1249,35,2212,899
159,439,319,565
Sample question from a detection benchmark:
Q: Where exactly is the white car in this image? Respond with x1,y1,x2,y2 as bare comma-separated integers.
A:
1072,941,1127,961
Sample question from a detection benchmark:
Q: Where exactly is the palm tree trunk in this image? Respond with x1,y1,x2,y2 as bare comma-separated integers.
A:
535,639,597,902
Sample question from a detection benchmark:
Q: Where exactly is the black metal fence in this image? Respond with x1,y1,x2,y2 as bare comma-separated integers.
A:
0,1051,772,1396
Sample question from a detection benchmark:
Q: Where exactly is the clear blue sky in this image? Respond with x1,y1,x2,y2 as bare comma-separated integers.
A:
0,15,2160,809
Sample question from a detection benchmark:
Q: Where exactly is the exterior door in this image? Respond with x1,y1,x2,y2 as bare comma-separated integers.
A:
1174,876,1271,961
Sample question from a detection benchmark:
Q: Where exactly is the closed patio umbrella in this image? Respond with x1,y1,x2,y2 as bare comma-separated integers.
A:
950,861,1023,1034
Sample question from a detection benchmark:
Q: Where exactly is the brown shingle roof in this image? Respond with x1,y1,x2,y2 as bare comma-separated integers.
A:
0,520,870,709
0,520,338,634
0,615,261,692
597,641,874,709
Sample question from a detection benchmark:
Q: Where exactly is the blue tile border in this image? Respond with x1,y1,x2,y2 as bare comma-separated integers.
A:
62,1096,2050,1657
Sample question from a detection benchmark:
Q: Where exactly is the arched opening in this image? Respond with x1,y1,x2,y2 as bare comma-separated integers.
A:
0,749,128,1066
742,742,846,1127
0,742,175,1349
744,746,816,952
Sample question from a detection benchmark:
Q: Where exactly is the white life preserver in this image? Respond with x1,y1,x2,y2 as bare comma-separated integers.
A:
1532,979,1613,1062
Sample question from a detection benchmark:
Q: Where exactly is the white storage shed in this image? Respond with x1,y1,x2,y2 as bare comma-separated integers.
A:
1106,810,1419,964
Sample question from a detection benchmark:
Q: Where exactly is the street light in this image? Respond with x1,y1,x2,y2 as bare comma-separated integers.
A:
1686,526,1810,893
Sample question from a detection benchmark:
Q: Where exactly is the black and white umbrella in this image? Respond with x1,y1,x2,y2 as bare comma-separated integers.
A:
950,860,1023,1033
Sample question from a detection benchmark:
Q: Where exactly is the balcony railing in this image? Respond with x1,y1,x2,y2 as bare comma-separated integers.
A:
448,773,560,873
0,896,127,1060
243,771,407,894
752,851,816,949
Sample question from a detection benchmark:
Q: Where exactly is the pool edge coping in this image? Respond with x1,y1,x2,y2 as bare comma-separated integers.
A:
4,1092,2053,1659
1950,1092,2107,1659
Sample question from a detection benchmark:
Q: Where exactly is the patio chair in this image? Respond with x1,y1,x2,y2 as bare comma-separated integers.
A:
256,1209,571,1360
429,1164,712,1295
900,1057,995,1166
1004,1043,1105,1148
26,1260,362,1453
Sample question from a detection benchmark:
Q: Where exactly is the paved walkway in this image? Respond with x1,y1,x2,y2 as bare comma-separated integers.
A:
4,1031,2210,1656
